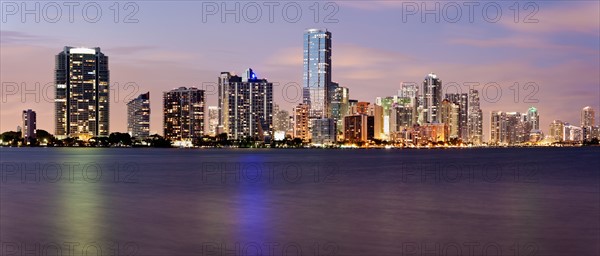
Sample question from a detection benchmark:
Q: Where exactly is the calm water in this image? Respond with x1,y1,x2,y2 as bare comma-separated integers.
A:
1,147,598,256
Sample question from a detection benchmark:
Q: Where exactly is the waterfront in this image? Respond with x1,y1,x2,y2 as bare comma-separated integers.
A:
1,147,599,255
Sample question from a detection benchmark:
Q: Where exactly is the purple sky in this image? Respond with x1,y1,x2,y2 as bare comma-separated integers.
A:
1,1,598,141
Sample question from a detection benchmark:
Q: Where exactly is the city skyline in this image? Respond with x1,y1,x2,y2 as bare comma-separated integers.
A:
1,1,599,138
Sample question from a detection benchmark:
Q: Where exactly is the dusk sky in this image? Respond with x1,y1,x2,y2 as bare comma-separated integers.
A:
1,1,598,141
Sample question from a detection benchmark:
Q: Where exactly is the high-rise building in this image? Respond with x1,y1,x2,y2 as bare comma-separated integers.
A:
581,106,596,127
293,103,310,142
22,109,36,143
581,106,596,141
273,104,290,134
344,115,374,143
400,82,418,99
467,89,483,144
218,69,273,140
375,96,406,140
303,29,332,119
421,73,442,124
440,99,459,139
311,118,337,145
490,111,528,145
490,111,503,144
331,86,349,132
549,120,564,142
163,87,205,143
526,107,540,131
55,47,109,140
563,124,583,142
127,92,150,138
445,93,469,141
206,106,219,136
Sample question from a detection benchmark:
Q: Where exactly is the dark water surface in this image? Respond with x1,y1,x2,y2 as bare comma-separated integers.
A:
1,147,599,256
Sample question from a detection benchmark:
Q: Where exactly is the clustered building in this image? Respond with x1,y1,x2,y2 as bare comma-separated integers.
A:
547,106,599,144
41,36,596,148
489,107,540,145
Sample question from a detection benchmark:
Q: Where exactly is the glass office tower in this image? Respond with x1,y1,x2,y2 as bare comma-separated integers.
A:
303,29,332,119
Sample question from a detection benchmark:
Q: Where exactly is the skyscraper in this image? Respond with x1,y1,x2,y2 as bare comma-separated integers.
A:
22,109,36,144
490,111,529,145
440,100,459,139
331,86,349,132
526,107,540,130
549,120,565,142
127,92,150,138
163,87,205,143
55,47,109,140
490,111,503,144
218,69,273,140
303,28,332,119
421,73,442,124
581,106,596,141
467,89,483,144
445,93,469,141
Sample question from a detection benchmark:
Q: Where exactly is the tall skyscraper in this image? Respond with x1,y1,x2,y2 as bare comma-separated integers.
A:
163,87,205,142
445,93,469,141
55,47,109,140
127,92,150,138
218,69,273,140
421,73,442,124
22,109,36,143
467,89,483,144
303,28,332,119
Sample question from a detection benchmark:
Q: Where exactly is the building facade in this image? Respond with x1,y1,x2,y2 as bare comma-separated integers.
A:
206,106,219,136
549,120,565,142
303,28,333,119
311,118,337,145
163,87,205,142
421,73,442,124
22,109,37,143
127,92,150,138
55,47,109,140
445,93,469,141
440,99,459,139
344,115,374,143
293,103,310,142
467,89,483,144
218,69,273,140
